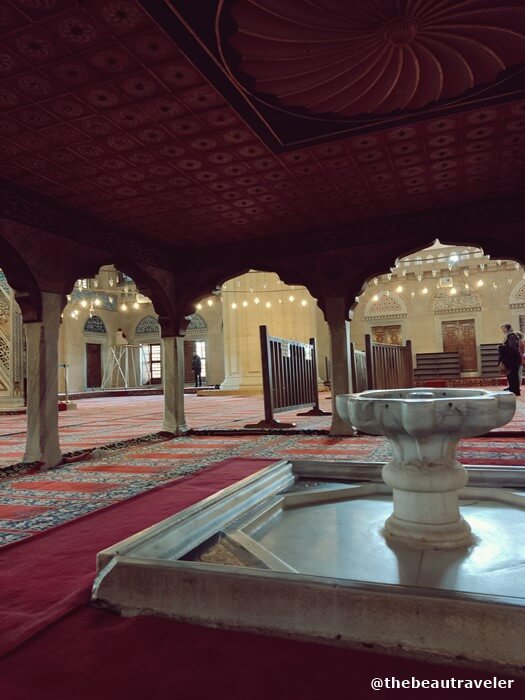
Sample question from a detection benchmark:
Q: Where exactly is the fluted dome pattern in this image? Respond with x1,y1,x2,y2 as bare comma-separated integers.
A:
222,0,525,117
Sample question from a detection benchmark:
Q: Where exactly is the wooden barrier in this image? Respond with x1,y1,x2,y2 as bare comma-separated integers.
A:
364,335,414,390
245,326,331,429
350,342,368,392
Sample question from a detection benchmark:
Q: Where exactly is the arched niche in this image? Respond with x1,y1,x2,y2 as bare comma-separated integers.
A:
83,315,107,335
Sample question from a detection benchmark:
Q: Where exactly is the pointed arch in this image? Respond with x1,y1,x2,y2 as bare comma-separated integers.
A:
135,315,161,337
83,315,107,334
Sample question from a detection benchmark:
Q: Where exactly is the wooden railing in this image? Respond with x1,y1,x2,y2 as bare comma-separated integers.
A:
350,342,368,392
245,326,330,428
364,334,414,390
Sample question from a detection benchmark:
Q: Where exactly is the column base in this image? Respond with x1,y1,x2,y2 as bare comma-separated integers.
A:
384,514,474,550
161,422,190,436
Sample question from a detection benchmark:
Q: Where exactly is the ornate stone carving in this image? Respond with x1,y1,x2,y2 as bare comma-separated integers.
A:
364,293,407,320
83,315,107,334
510,282,525,308
433,290,481,314
135,315,161,336
185,313,208,337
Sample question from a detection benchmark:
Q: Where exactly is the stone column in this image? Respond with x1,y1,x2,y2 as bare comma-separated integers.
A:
23,292,63,468
325,297,354,436
161,335,189,435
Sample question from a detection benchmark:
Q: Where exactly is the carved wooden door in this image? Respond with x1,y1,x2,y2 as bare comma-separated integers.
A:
442,320,477,371
371,325,402,345
86,343,102,388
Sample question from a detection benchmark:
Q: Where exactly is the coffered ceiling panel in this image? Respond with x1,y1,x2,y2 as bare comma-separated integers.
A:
0,0,524,252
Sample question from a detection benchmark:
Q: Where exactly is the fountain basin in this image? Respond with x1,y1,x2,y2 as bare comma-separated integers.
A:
335,388,516,549
92,460,525,672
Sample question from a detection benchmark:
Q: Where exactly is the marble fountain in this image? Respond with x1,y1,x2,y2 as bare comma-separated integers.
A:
92,388,525,671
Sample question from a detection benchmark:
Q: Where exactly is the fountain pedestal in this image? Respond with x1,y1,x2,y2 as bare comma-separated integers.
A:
336,389,516,549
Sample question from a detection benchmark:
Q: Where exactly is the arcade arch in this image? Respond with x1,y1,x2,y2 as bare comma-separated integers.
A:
352,240,525,379
61,265,161,393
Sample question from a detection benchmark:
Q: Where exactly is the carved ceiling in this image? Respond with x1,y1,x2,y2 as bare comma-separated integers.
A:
222,0,525,119
0,0,524,255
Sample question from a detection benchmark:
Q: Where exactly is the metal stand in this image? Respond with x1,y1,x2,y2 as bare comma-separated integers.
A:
58,363,77,409
102,345,148,389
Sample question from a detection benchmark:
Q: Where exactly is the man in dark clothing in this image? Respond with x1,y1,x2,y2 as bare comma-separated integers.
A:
191,353,202,388
498,324,521,396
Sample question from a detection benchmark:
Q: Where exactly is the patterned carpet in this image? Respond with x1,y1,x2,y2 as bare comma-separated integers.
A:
1,426,524,547
0,389,523,469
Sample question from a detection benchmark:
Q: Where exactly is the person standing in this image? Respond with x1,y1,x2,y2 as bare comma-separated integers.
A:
191,353,202,388
516,330,525,389
498,323,522,396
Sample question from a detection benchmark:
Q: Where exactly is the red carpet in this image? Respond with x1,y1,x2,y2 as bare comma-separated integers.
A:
0,455,520,699
2,606,521,700
0,457,275,658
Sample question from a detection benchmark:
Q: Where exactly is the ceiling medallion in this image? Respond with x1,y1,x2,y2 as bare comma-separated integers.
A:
219,0,525,118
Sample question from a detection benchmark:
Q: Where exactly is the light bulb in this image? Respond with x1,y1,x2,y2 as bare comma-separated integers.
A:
254,297,260,304
242,300,248,307
422,288,428,294
207,299,213,306
373,278,378,285
265,301,271,308
108,278,114,287
372,294,379,302
410,291,415,298
121,302,127,311
301,299,307,306
395,285,403,293
450,287,457,296
476,280,484,287
196,303,202,310
133,301,139,309
80,299,87,308
231,302,237,310
70,311,76,318
94,298,101,306
288,295,294,302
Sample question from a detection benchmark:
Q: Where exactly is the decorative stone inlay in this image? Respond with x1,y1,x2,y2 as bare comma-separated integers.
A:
364,292,407,320
135,315,160,336
510,282,525,308
12,306,23,383
0,336,9,369
0,270,10,294
186,313,207,331
83,315,107,334
433,290,481,314
71,290,116,312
